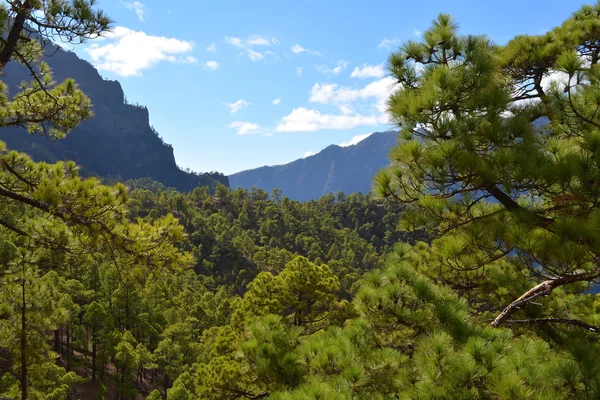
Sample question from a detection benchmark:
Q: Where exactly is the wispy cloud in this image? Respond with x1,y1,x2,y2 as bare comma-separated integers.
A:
120,1,147,22
316,60,349,75
206,43,217,53
377,37,400,49
339,133,372,147
204,60,220,70
224,99,250,113
247,35,279,46
290,44,323,56
225,35,279,61
228,121,264,135
296,66,304,76
304,150,316,158
272,98,281,105
350,63,385,79
85,26,196,76
413,29,422,37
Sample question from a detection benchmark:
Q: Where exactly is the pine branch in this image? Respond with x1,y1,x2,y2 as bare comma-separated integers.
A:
503,318,600,334
0,186,124,247
0,217,27,236
490,272,599,327
482,182,556,231
0,1,32,70
2,159,35,189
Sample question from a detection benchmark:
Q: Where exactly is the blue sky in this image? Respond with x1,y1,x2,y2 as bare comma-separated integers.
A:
71,0,587,175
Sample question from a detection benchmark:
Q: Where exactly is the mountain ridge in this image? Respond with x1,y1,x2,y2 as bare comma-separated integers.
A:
229,130,398,201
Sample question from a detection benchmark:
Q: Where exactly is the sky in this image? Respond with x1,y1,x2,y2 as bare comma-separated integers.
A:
70,0,588,175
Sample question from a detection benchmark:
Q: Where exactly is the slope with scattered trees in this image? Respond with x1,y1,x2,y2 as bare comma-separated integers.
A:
2,1,600,400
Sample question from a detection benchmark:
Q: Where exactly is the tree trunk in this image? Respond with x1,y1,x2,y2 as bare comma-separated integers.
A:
54,328,61,353
84,330,89,378
66,325,70,370
92,340,97,381
60,326,64,355
20,275,27,400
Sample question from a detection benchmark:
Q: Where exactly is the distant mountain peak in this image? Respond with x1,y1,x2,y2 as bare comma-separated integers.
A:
229,130,398,201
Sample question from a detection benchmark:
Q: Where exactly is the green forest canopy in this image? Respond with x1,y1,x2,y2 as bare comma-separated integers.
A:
2,1,600,399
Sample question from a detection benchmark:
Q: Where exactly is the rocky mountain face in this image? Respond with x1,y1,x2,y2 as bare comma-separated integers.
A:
229,131,398,201
0,48,228,192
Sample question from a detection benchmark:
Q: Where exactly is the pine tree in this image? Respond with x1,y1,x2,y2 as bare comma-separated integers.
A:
0,1,110,139
375,4,600,340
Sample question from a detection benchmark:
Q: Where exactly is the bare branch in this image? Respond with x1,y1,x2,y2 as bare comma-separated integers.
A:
490,272,599,327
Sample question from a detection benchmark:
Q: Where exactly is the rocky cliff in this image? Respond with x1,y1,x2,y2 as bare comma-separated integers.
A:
0,48,228,192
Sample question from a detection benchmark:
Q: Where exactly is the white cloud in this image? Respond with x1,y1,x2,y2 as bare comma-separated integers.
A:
413,29,422,37
339,133,373,147
272,98,281,105
309,83,337,103
304,150,316,158
291,44,305,53
226,36,243,47
225,35,279,61
332,61,349,74
350,63,385,79
204,60,220,70
247,35,279,46
338,105,353,115
309,76,397,113
316,60,349,75
224,99,250,114
511,69,570,109
291,44,322,56
206,43,217,53
247,49,264,61
85,26,196,76
377,37,401,49
120,1,147,22
275,108,384,132
274,76,397,133
297,66,304,76
227,121,263,135
542,70,570,92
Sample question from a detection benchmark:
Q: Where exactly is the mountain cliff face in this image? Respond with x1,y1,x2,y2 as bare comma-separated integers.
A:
0,48,228,192
229,131,398,201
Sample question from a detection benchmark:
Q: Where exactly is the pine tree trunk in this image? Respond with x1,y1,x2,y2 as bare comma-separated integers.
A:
54,328,60,354
120,365,125,400
60,326,64,355
84,330,89,378
20,275,27,400
92,339,97,381
66,325,70,370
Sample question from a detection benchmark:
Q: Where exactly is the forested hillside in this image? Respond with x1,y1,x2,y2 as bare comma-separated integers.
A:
125,180,423,293
229,130,398,201
2,1,600,400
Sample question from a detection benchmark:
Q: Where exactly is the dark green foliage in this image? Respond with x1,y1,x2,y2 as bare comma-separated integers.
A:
4,1,600,399
125,183,422,294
